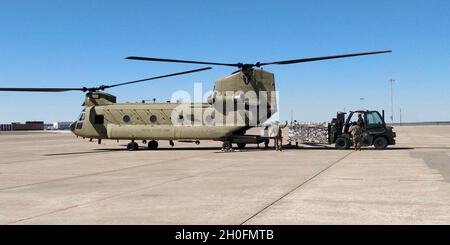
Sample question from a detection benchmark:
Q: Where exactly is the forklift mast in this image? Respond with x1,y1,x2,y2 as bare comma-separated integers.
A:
336,112,346,133
328,112,346,144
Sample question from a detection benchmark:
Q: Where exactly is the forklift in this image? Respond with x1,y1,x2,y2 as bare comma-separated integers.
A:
328,110,396,149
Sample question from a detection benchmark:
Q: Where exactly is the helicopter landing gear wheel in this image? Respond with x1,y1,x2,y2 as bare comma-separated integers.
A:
264,139,270,149
148,140,158,150
127,142,139,151
222,141,232,152
237,143,246,149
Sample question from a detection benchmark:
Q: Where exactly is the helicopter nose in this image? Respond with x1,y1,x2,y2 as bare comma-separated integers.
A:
70,122,76,132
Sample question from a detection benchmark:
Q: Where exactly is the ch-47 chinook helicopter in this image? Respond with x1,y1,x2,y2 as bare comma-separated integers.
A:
0,50,391,151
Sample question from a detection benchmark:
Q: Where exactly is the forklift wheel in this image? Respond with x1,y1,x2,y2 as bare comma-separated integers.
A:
373,137,388,149
335,137,350,149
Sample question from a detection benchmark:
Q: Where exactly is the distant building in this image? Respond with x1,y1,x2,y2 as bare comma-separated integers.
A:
0,124,12,131
44,123,54,130
11,121,44,131
1,121,73,131
53,121,72,130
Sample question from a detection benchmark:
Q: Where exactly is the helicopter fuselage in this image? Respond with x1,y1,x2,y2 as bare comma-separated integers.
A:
70,68,277,145
71,103,244,141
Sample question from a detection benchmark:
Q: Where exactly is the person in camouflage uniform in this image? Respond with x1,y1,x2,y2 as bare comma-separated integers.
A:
349,124,363,151
272,125,279,150
276,126,283,151
357,113,365,128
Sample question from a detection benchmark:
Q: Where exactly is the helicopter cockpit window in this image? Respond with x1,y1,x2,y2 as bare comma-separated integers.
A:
123,115,130,123
76,123,83,129
75,111,85,129
78,112,85,121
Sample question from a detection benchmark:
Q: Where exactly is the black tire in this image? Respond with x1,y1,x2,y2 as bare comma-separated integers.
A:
222,142,232,151
373,137,388,149
264,139,270,148
148,140,158,150
127,142,137,151
237,143,246,149
335,137,350,149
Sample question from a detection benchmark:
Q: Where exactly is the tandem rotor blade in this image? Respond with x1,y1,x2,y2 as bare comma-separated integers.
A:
258,50,392,66
127,50,392,69
0,87,86,92
103,67,212,89
126,56,239,67
0,67,212,93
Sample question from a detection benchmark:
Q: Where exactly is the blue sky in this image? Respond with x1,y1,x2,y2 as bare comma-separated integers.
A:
0,0,449,123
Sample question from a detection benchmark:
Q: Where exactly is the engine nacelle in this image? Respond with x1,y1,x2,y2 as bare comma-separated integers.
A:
207,92,245,105
84,92,116,106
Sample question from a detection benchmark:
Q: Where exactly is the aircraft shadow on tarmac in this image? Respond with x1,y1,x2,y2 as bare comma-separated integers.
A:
283,143,414,151
43,146,234,156
43,148,126,156
413,146,450,150
42,144,415,156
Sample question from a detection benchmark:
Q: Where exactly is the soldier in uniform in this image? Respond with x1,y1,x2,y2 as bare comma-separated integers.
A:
349,123,363,151
276,126,283,151
261,125,270,149
357,113,365,128
273,125,279,151
293,120,299,147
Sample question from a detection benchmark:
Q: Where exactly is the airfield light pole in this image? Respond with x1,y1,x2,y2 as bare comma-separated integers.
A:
389,79,395,124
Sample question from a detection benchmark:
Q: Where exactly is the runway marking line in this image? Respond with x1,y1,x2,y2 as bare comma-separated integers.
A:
3,152,251,224
240,151,354,225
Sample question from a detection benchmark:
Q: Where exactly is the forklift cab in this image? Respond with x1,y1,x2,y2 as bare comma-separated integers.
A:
330,110,396,149
345,111,386,146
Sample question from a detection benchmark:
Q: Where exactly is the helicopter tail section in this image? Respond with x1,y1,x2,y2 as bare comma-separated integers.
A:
213,69,277,125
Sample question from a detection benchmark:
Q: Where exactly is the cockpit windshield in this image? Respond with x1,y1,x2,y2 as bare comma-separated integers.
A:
76,109,85,129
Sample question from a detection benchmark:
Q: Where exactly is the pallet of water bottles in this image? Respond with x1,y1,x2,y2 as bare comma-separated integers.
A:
288,121,329,144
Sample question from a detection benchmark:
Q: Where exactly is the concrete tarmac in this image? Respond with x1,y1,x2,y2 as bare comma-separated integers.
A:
0,126,449,224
